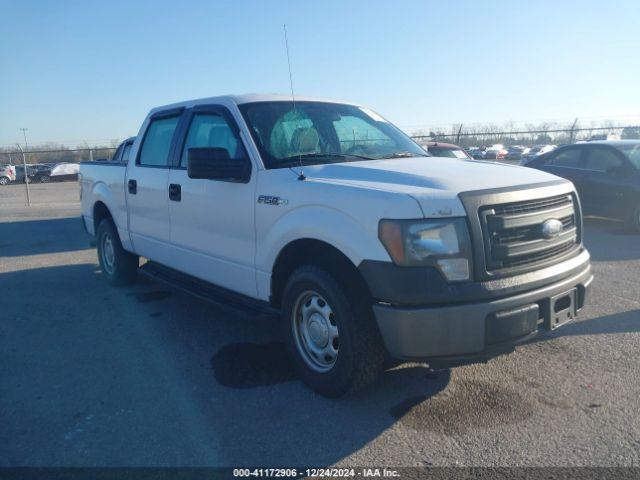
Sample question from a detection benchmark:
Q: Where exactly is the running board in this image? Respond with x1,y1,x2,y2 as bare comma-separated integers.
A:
139,261,280,317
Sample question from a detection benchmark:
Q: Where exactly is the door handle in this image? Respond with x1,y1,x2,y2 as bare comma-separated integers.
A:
128,179,137,194
169,183,181,201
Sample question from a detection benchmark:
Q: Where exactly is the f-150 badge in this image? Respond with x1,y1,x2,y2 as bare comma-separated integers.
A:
258,195,288,206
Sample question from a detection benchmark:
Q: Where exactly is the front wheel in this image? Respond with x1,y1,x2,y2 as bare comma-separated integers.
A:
282,265,385,397
0,176,8,186
96,219,139,286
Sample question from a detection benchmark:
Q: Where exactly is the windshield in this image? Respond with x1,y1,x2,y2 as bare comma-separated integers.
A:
618,144,640,169
238,101,427,169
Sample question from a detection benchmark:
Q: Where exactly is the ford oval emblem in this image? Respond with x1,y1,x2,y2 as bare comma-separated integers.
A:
542,219,563,239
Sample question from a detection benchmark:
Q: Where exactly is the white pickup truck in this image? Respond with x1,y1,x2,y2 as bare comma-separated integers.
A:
80,94,593,397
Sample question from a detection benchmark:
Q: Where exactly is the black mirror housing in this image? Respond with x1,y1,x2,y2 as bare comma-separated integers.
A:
187,147,251,182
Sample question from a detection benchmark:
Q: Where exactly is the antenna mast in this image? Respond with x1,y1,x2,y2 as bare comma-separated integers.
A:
283,24,305,180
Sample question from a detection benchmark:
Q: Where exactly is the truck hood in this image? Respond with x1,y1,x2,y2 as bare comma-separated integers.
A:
304,156,569,217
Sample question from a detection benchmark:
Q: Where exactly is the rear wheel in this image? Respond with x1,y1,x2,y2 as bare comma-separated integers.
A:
282,265,385,397
96,219,139,285
39,175,51,183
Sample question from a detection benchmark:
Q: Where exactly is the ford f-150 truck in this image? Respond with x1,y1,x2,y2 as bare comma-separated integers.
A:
80,94,593,397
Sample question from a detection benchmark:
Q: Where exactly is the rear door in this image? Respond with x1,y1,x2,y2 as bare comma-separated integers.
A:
580,146,631,218
166,104,258,297
126,108,183,265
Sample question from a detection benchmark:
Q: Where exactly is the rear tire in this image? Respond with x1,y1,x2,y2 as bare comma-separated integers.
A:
39,175,50,183
282,265,385,397
96,219,138,286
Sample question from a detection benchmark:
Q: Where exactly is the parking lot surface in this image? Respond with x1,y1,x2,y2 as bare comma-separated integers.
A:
1,182,639,466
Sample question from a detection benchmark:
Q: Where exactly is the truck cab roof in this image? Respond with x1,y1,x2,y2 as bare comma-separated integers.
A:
150,93,361,115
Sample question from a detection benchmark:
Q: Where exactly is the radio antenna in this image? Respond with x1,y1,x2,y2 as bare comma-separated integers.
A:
283,24,305,181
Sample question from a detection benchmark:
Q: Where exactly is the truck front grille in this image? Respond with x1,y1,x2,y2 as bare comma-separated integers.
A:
480,193,580,273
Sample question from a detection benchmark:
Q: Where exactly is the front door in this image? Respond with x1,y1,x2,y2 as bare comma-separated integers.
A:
581,146,630,218
167,105,257,297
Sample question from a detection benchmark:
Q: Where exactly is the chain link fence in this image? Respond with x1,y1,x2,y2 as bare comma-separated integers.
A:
410,124,640,148
2,124,639,167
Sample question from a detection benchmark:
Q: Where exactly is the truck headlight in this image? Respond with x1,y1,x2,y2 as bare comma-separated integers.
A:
378,218,472,281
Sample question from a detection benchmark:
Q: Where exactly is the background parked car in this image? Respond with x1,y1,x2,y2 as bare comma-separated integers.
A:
49,162,80,181
30,164,53,183
13,164,38,183
469,147,486,159
505,146,526,161
524,140,640,231
0,164,16,185
422,141,472,159
520,144,556,164
483,144,508,160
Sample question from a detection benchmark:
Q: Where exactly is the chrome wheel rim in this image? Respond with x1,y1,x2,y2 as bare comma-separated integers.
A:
101,232,115,275
292,291,339,373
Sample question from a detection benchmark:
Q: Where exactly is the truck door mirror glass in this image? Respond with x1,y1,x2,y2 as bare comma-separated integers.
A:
187,147,251,183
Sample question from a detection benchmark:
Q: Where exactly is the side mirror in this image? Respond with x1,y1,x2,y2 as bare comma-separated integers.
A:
187,147,251,182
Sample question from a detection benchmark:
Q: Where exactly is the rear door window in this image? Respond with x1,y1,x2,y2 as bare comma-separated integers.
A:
584,148,624,172
138,116,181,167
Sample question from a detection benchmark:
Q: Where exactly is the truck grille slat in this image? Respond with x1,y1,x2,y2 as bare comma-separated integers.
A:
480,194,580,272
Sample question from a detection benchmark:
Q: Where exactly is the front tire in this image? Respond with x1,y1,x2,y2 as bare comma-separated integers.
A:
96,219,139,286
0,176,8,186
282,265,385,397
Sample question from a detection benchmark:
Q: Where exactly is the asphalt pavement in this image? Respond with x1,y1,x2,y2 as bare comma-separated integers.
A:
1,182,639,467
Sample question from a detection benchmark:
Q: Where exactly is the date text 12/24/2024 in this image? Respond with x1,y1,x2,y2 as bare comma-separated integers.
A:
233,468,400,478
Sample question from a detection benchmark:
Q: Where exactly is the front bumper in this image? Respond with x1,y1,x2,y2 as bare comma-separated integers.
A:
372,256,593,366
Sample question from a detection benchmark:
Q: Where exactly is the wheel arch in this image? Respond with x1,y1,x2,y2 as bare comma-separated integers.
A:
93,200,114,235
270,238,372,308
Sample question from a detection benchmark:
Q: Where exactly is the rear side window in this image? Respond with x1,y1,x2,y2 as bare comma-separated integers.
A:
584,148,623,172
547,148,582,168
111,143,124,162
180,113,245,167
138,116,180,166
121,143,132,163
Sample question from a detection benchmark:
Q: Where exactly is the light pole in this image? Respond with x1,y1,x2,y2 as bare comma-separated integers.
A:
18,127,31,206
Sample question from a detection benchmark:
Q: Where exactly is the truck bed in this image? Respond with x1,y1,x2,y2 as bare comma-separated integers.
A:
79,161,128,237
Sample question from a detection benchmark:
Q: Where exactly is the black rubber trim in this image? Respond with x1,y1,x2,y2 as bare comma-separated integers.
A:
81,161,127,166
139,261,279,316
358,248,590,307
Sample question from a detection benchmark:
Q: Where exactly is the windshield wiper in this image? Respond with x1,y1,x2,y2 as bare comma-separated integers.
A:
279,153,376,163
381,151,430,159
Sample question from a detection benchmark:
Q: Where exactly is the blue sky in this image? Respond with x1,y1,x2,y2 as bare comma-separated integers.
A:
1,0,639,147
